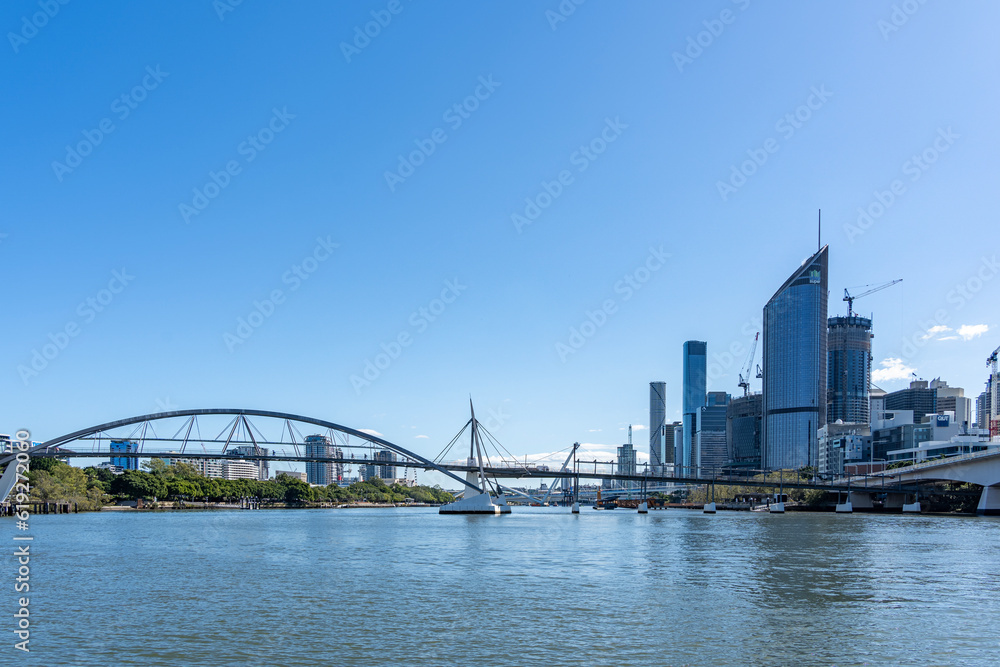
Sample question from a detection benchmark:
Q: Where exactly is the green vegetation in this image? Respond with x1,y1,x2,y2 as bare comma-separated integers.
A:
25,458,110,510
24,458,453,508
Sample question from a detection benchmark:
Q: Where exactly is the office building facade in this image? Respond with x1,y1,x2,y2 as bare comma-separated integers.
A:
884,380,937,424
696,392,730,474
762,245,829,470
727,392,763,471
682,341,707,474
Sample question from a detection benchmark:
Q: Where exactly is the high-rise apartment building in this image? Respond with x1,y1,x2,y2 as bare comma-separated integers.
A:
304,434,336,486
762,245,829,470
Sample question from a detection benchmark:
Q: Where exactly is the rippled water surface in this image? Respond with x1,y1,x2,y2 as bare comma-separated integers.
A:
7,508,1000,666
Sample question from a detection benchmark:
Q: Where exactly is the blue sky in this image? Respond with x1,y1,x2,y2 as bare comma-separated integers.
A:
3,0,998,479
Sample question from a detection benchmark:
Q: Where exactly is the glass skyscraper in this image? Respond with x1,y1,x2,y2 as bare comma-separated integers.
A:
682,341,707,475
762,245,828,470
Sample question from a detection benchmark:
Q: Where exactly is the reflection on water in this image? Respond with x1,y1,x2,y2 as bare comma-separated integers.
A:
8,508,1000,666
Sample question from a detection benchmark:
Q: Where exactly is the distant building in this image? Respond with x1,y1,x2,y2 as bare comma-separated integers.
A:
762,245,829,470
649,381,667,475
673,422,684,472
223,459,261,480
727,393,762,471
870,387,887,427
110,439,139,471
374,449,397,480
227,445,270,481
817,422,870,477
275,469,307,482
304,435,336,486
0,434,11,454
97,462,125,475
931,379,972,432
827,315,872,424
682,341,707,474
696,392,730,475
978,380,992,430
884,380,937,424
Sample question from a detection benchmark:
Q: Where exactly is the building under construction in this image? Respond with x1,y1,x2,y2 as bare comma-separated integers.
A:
827,315,873,425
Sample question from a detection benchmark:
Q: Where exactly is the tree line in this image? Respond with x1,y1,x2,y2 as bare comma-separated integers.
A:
24,457,454,507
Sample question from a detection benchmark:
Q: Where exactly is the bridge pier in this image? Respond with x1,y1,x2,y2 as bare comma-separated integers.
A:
848,491,875,510
977,485,1000,516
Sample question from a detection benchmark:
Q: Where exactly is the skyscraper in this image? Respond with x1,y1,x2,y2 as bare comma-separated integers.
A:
827,315,872,424
682,341,707,474
727,392,762,471
649,381,667,474
304,434,335,486
762,245,829,470
374,449,397,480
696,392,730,474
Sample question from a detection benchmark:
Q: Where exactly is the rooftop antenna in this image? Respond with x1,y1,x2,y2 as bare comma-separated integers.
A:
818,209,821,252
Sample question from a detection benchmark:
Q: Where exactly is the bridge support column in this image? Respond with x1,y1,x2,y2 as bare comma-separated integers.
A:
848,491,874,510
977,485,1000,516
884,492,905,510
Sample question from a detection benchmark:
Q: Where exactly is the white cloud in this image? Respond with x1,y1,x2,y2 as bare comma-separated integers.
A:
872,357,917,383
414,434,429,439
619,424,647,431
588,428,602,432
938,336,959,341
921,325,952,341
359,428,383,437
958,324,989,341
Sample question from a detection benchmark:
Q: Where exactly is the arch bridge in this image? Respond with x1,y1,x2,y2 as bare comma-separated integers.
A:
0,408,480,496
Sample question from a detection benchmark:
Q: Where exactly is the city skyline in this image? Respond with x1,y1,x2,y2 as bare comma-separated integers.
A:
3,2,998,478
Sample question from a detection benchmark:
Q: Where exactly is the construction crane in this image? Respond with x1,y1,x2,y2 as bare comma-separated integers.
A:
738,333,759,397
843,279,902,316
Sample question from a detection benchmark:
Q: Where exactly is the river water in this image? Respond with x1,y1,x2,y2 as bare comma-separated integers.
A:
5,507,1000,666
